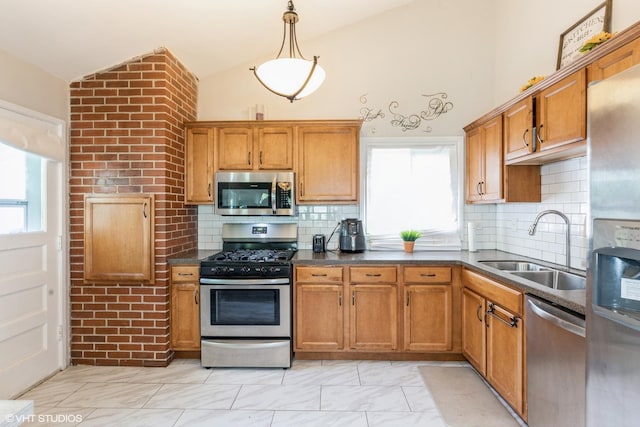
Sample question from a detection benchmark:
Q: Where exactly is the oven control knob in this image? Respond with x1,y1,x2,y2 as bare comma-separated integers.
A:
240,266,252,274
269,266,281,274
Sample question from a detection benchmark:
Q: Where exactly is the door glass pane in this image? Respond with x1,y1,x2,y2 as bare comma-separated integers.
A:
211,289,280,325
0,142,44,234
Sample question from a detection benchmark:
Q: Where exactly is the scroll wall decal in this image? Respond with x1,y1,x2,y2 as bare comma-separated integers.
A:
359,92,454,132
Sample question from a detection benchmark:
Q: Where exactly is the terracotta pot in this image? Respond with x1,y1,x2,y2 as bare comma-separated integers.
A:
403,241,415,253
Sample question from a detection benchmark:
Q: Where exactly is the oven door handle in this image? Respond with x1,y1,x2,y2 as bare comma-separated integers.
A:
200,278,290,285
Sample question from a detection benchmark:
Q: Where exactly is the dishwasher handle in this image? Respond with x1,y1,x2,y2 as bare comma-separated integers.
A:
526,296,585,338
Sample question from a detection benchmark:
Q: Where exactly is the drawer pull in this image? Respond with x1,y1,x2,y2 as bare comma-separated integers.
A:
311,273,328,277
420,273,437,277
178,272,194,276
365,273,382,277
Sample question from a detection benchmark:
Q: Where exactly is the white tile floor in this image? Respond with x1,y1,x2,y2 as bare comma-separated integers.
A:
17,359,514,426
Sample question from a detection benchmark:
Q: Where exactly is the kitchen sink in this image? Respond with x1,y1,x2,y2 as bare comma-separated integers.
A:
510,270,586,290
478,260,551,271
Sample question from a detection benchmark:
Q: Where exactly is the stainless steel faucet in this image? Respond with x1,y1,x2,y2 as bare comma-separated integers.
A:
528,209,571,269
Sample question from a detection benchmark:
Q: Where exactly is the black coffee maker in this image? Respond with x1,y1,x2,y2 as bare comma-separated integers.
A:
339,218,366,252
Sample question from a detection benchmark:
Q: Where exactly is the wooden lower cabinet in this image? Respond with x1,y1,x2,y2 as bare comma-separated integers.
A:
294,266,345,351
461,268,525,419
295,283,344,350
170,265,201,351
350,283,398,350
486,302,523,415
462,287,486,374
294,264,460,357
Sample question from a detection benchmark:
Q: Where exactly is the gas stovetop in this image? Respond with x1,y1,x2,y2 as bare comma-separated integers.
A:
207,249,296,263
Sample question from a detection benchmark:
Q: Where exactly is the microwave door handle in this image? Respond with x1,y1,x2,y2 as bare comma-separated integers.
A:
272,175,277,214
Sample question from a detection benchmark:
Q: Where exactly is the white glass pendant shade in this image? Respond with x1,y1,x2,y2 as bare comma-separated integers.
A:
255,58,325,100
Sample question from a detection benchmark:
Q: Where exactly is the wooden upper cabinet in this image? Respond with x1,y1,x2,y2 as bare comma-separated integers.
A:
588,36,640,83
84,195,154,283
216,125,294,171
216,127,254,170
185,128,214,204
503,98,533,161
297,123,361,203
537,68,586,152
256,126,295,170
465,115,503,203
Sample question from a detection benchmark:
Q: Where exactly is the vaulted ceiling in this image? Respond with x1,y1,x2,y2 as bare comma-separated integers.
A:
0,0,414,82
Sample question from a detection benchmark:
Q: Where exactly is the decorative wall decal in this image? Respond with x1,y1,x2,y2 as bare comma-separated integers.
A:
359,92,453,132
359,94,385,122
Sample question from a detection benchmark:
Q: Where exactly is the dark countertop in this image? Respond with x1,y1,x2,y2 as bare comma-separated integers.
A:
168,248,586,315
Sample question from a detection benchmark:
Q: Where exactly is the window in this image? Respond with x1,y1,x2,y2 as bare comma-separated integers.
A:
0,142,44,234
362,137,463,250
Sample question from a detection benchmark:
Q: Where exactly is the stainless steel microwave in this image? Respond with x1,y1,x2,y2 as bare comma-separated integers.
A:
215,171,295,216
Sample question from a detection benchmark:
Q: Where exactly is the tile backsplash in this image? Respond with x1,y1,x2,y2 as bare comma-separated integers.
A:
198,156,588,269
198,205,360,251
465,156,588,270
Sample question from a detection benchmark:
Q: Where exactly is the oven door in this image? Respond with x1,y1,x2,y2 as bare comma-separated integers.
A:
200,278,291,338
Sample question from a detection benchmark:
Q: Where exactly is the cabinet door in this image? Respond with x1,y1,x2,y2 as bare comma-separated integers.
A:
403,285,452,351
462,288,486,375
481,116,503,201
486,302,524,415
217,127,253,170
171,266,200,351
349,284,398,350
537,69,586,152
185,128,214,204
295,283,344,350
297,125,359,203
256,126,294,170
503,98,533,161
588,36,640,82
84,195,154,282
465,126,484,203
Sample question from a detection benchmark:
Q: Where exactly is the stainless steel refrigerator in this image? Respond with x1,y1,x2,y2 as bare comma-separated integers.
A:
587,63,640,427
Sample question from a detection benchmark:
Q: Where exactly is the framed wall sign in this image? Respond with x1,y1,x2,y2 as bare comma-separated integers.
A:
557,0,612,69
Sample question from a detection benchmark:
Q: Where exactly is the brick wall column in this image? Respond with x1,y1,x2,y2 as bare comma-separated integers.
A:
69,49,199,366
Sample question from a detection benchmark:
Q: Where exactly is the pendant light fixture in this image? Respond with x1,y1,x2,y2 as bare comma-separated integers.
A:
250,1,325,102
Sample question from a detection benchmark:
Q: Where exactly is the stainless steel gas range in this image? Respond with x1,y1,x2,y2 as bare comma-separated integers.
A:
199,223,297,368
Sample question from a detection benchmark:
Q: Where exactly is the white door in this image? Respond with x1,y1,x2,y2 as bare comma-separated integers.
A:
0,105,66,399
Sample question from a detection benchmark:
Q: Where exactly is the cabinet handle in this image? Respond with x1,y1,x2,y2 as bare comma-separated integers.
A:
143,202,148,218
194,289,199,305
420,273,436,277
300,179,304,197
248,152,252,165
365,273,381,277
338,292,342,306
178,272,194,277
311,273,327,277
259,151,263,165
476,304,483,322
208,183,212,197
352,290,356,305
476,182,482,196
536,124,544,145
521,128,529,147
406,292,410,306
487,303,519,328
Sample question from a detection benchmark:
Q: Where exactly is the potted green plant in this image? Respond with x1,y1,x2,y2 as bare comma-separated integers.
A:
400,230,421,253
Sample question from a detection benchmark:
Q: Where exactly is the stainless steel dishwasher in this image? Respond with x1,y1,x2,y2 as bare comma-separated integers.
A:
526,294,586,427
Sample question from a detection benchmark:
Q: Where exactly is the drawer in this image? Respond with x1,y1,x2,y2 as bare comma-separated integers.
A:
349,266,397,283
403,266,452,284
295,266,344,283
462,268,522,315
171,265,199,282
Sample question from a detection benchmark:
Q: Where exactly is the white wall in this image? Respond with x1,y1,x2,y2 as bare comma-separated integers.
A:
493,0,640,106
0,48,68,120
198,0,496,138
